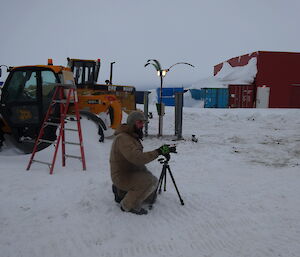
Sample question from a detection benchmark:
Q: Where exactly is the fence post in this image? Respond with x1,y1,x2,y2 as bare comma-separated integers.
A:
143,91,150,137
175,92,184,140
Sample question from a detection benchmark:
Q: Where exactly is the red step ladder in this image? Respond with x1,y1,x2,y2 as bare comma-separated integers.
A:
26,84,86,174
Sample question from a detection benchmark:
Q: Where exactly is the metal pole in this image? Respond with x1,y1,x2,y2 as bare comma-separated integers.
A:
109,62,115,84
143,91,150,137
175,92,184,140
158,74,163,137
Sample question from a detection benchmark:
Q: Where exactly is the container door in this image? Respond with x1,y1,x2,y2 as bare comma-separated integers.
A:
190,89,205,100
256,87,270,108
241,86,255,108
228,86,239,108
204,89,217,108
228,85,255,108
217,88,229,108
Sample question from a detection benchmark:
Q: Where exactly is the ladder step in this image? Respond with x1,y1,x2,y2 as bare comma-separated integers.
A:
32,160,52,166
65,154,82,160
48,117,60,122
39,139,56,144
44,122,60,127
65,118,79,122
64,128,78,131
65,141,80,145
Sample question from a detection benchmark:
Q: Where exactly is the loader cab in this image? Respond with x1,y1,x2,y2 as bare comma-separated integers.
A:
0,66,60,149
67,58,100,88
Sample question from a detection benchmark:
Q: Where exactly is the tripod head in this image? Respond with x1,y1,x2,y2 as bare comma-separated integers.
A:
158,154,170,164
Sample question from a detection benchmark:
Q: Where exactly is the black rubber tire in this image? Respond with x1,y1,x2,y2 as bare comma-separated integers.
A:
79,110,106,143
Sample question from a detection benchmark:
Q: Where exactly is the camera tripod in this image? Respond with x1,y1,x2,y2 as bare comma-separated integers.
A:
149,156,184,209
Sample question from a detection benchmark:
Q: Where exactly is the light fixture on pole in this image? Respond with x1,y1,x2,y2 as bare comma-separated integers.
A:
145,59,164,136
145,60,195,137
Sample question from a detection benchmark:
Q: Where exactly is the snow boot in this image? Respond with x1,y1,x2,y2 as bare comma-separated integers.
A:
120,206,148,215
112,184,127,203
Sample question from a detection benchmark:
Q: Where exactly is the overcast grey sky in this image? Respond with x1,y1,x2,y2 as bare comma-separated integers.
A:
1,0,300,90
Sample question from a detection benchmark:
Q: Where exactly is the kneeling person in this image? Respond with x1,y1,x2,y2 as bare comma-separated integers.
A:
109,111,159,215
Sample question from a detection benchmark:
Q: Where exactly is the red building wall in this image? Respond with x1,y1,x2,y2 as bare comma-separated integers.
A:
256,51,300,108
214,51,300,108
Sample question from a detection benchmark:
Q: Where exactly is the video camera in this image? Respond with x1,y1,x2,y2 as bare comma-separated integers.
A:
158,144,177,162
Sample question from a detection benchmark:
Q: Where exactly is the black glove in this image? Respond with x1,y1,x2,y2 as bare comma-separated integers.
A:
157,144,177,155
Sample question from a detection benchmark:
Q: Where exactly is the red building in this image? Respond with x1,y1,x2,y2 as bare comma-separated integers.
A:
214,51,300,108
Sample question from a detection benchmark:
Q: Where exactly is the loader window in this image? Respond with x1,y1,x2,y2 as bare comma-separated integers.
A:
74,66,83,85
5,70,38,102
41,70,58,97
23,72,37,100
41,70,58,112
72,61,96,86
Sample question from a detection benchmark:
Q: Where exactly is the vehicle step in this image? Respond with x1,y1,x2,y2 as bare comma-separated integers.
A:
52,100,75,104
21,139,35,143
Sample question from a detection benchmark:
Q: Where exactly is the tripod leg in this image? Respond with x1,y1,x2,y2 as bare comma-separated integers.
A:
163,166,167,192
149,167,165,209
167,166,184,205
158,167,166,194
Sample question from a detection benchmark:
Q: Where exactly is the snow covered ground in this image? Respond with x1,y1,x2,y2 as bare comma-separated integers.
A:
1,105,300,257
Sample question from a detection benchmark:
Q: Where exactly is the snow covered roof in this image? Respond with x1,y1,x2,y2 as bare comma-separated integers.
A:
189,57,257,89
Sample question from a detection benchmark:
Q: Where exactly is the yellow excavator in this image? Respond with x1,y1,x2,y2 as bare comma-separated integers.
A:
0,58,136,153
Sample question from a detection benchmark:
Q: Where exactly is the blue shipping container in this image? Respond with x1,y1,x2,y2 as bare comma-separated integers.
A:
204,88,228,108
157,87,184,106
216,88,229,108
189,89,206,100
160,88,174,96
135,91,146,104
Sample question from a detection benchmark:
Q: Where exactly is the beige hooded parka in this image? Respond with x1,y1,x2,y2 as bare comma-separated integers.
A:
109,124,159,191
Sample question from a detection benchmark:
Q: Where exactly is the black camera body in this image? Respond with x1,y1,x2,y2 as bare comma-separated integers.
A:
159,144,177,162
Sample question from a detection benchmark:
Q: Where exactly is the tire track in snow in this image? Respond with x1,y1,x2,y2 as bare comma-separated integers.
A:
13,194,297,257
143,192,267,256
24,185,298,257
98,242,177,257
